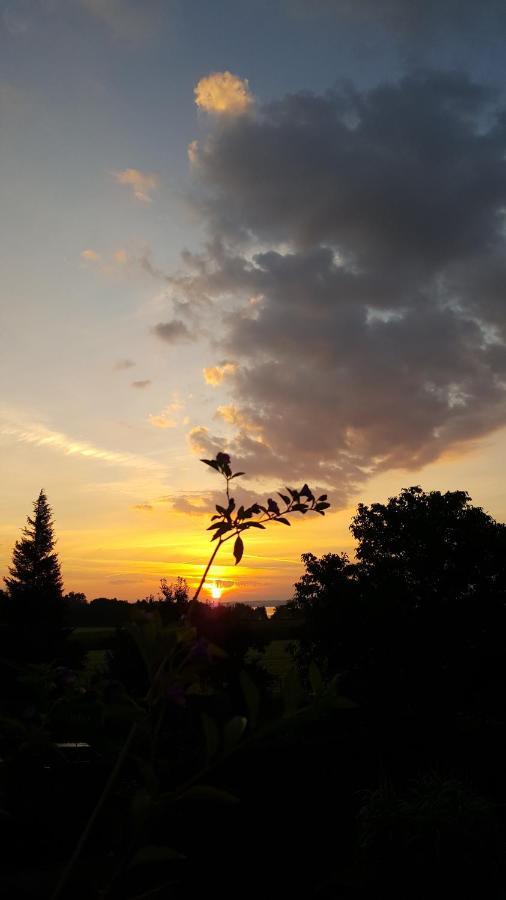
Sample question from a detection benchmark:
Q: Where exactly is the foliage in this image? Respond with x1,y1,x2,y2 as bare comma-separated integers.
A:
158,575,189,606
4,475,506,899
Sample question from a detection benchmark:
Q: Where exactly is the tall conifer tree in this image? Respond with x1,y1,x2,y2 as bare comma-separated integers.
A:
4,490,64,624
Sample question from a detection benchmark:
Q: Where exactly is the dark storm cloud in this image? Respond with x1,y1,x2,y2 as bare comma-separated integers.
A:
179,71,506,500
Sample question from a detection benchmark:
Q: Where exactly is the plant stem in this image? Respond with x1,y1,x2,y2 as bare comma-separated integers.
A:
192,537,224,603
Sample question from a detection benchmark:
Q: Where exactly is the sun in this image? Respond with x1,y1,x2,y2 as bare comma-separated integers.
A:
210,583,223,600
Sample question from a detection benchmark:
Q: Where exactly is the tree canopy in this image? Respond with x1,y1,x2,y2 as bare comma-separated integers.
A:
290,487,506,710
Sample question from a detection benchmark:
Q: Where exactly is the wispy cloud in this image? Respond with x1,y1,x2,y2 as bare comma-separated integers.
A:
112,168,159,202
114,358,135,371
131,379,151,389
0,415,162,471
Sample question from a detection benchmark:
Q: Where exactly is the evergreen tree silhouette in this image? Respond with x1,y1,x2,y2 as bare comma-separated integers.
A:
4,489,64,625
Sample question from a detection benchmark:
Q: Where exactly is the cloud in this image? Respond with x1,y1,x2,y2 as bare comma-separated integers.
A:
148,398,183,429
81,248,101,263
131,379,151,389
148,412,177,429
132,502,153,511
172,71,506,503
215,404,261,436
170,493,213,515
152,319,195,343
0,415,162,471
292,0,506,39
114,358,135,370
194,71,253,115
203,361,237,385
112,168,158,202
80,0,162,42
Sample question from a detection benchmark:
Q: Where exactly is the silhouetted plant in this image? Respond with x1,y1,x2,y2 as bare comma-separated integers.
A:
193,452,330,601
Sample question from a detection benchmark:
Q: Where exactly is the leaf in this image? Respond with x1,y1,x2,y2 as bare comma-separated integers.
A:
273,517,291,526
224,715,248,752
267,498,280,514
130,788,152,841
128,846,185,869
201,713,220,762
134,758,159,798
292,503,308,513
178,785,239,806
282,667,303,717
278,492,290,505
308,661,324,695
207,641,227,659
231,472,246,479
211,523,232,541
233,535,244,565
315,502,330,511
215,504,227,515
240,670,259,729
317,494,328,502
247,522,266,529
201,459,219,471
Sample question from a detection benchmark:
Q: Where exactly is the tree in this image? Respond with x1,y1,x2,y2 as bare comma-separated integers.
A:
4,489,64,625
351,486,506,608
159,576,189,608
290,487,506,709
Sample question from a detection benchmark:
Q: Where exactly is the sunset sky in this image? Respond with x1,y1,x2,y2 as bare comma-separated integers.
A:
2,0,506,603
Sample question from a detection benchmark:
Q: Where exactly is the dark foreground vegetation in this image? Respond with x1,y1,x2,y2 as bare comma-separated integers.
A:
1,479,506,899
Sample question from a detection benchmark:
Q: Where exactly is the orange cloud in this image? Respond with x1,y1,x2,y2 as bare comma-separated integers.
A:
112,168,158,202
203,361,237,386
215,404,260,436
80,249,101,263
148,398,184,429
194,71,253,115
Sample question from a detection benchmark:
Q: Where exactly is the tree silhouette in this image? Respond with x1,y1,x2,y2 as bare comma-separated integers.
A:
290,487,506,709
4,489,64,625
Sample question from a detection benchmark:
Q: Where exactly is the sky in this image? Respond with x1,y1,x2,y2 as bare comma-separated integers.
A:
2,0,506,604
